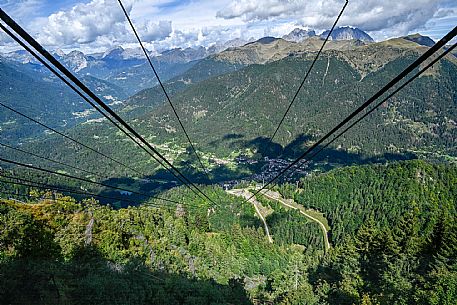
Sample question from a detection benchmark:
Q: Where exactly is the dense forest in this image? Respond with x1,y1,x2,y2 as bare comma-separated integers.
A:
1,160,455,304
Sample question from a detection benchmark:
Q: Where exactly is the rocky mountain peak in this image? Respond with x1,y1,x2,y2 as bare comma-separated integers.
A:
320,26,374,42
282,28,316,42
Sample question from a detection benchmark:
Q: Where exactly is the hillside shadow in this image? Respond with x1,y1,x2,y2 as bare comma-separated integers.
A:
205,132,416,183
90,132,415,207
218,132,415,165
0,245,252,305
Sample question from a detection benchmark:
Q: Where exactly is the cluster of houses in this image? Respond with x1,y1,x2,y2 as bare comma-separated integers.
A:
221,156,310,190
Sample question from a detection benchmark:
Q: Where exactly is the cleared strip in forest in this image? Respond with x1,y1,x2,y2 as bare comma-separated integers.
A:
259,189,330,251
227,189,273,243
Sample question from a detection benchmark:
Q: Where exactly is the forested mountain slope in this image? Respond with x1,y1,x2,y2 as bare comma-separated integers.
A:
0,160,455,304
283,160,457,244
9,39,455,184
1,5,456,304
0,57,127,144
151,42,457,159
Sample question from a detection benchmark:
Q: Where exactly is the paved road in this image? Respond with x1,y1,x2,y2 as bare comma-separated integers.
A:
227,189,274,243
259,189,330,251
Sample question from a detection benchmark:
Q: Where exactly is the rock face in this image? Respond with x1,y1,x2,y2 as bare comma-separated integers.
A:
102,46,126,60
320,27,374,42
158,46,210,64
63,50,88,72
283,28,316,42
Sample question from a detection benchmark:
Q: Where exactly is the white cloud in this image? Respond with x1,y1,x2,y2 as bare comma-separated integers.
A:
156,29,200,49
35,0,172,47
217,0,305,21
148,24,260,51
1,0,454,53
37,0,126,45
217,0,455,37
141,20,172,41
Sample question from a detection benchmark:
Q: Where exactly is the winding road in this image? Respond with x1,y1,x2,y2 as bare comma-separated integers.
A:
227,189,274,243
227,188,331,251
259,189,331,251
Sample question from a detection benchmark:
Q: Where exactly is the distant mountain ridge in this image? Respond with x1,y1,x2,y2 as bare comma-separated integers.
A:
403,33,435,47
2,45,214,95
280,27,374,43
0,28,444,100
282,28,316,42
1,26,374,70
249,37,279,45
320,26,374,42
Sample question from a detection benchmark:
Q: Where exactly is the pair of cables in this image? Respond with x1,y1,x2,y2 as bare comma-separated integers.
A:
247,27,457,203
0,9,217,206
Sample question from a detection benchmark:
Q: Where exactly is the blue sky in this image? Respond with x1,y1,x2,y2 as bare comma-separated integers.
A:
1,0,456,53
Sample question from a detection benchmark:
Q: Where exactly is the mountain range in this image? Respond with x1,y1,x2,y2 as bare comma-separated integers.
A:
0,26,378,98
282,26,374,43
0,26,378,137
1,30,454,184
282,28,316,42
122,34,456,161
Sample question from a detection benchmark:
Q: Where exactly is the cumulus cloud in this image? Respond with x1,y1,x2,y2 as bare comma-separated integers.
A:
37,0,128,45
141,20,172,41
170,26,253,49
148,28,208,52
217,0,305,21
200,26,241,45
35,0,172,47
136,24,257,54
2,0,454,53
217,0,454,37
